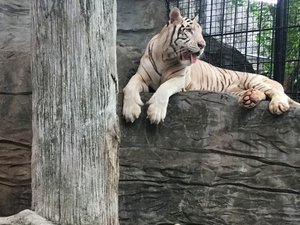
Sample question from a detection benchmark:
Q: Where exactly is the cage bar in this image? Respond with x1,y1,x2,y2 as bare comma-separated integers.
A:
167,0,300,100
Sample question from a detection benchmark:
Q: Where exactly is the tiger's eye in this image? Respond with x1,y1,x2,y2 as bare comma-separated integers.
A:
186,29,193,34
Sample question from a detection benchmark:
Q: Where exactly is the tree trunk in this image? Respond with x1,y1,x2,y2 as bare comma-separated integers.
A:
31,1,119,225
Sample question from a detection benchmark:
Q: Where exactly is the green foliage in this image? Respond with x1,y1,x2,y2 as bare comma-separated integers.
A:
231,0,300,90
249,2,275,76
286,0,300,86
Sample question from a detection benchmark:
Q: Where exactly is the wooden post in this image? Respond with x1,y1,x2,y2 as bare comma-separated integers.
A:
31,1,119,225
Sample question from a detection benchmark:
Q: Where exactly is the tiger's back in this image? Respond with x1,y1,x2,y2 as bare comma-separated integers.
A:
188,60,276,93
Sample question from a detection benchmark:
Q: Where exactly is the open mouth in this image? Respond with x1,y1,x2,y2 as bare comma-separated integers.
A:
180,51,199,63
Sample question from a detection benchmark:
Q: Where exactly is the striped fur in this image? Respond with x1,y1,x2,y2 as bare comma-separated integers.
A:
123,8,299,124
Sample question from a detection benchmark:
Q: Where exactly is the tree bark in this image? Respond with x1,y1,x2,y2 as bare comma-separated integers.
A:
31,1,119,225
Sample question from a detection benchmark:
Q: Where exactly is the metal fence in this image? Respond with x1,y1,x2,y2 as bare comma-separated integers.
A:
167,0,300,100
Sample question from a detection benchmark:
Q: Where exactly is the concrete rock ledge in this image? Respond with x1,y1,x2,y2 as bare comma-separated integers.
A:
119,91,300,225
1,92,299,225
0,210,54,225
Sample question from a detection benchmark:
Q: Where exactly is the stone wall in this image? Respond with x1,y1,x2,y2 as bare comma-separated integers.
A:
119,92,300,225
117,0,168,91
0,1,31,216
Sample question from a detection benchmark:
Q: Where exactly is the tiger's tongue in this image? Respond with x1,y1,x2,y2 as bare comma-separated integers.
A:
191,54,197,63
182,52,197,63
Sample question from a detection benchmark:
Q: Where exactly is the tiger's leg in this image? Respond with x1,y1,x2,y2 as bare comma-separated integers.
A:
245,77,290,114
263,79,290,114
147,76,185,124
122,73,149,123
233,76,290,114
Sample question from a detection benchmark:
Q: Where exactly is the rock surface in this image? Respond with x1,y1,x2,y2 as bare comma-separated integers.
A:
119,92,300,225
203,37,255,73
0,0,32,216
0,93,31,216
0,210,54,225
117,0,168,48
0,1,30,53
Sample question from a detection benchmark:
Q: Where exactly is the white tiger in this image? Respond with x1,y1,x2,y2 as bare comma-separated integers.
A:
122,7,299,124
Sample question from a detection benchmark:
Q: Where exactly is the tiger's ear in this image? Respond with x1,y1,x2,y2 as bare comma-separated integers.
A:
169,7,182,23
193,15,199,23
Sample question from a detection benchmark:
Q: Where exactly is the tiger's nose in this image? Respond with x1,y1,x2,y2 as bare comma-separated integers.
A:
197,41,206,49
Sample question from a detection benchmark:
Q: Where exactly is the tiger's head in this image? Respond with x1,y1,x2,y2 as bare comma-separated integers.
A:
165,8,206,66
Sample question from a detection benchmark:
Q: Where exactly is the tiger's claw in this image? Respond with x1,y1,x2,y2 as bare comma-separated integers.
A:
122,93,144,123
269,97,290,115
146,96,167,124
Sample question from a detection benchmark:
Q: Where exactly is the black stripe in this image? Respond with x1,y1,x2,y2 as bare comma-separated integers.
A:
242,73,250,88
217,67,229,88
216,76,223,92
169,26,177,53
176,25,183,39
174,37,189,45
141,65,153,83
247,75,257,89
169,68,184,77
220,79,225,91
148,42,162,77
234,71,241,80
169,26,177,48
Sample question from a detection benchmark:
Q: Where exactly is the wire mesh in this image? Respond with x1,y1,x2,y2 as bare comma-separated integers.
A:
167,0,300,100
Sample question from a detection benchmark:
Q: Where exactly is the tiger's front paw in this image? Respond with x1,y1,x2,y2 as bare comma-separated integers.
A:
146,96,168,124
239,89,265,108
122,93,144,123
269,96,290,115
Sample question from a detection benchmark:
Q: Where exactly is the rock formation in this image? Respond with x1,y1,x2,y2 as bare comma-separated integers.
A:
0,210,54,225
119,92,300,225
0,1,31,216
